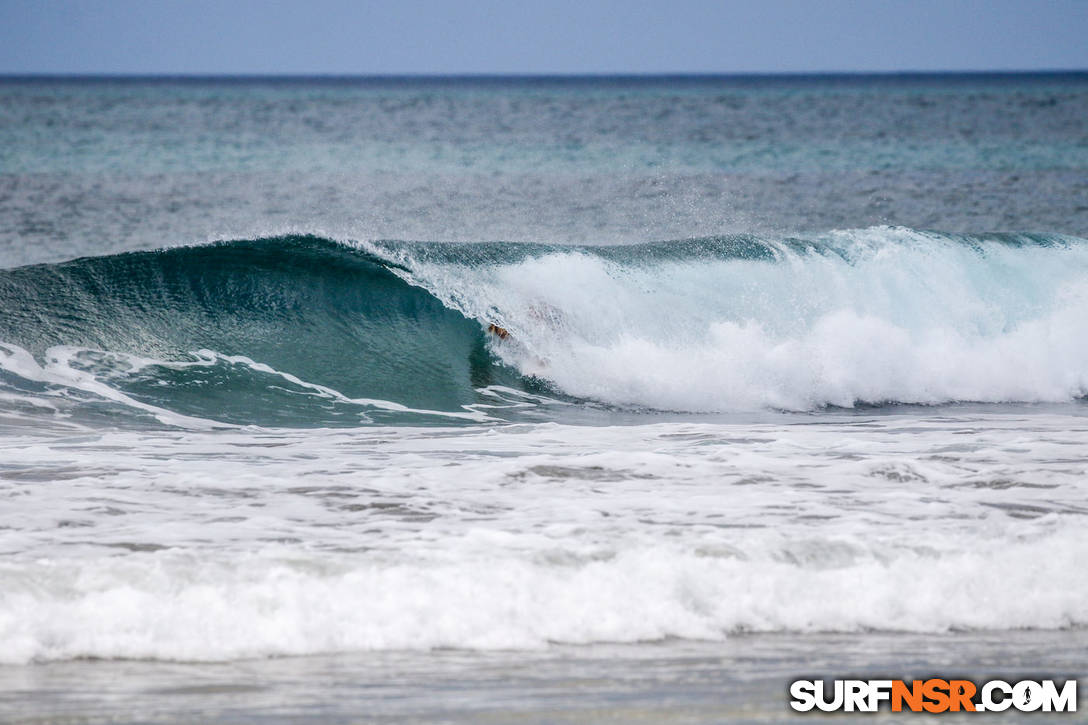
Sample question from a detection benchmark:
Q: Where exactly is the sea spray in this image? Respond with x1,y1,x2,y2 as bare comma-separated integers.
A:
2,228,1086,426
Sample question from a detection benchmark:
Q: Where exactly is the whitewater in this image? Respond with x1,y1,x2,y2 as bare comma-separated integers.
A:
3,228,1087,429
2,226,1087,669
2,73,1087,722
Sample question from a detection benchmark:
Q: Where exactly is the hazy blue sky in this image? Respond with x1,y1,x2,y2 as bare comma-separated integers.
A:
1,0,1086,75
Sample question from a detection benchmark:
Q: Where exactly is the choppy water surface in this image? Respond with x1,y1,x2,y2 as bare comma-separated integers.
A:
1,74,1087,722
3,412,1088,665
3,73,1087,267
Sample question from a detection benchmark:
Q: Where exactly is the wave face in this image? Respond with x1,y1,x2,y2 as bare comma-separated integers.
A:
2,228,1088,426
0,236,526,427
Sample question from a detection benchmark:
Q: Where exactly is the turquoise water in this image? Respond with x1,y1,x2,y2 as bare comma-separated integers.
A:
2,230,1087,426
1,74,1087,722
3,74,1087,268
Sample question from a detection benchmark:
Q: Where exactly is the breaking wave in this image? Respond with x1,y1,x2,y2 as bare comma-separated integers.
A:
1,227,1087,426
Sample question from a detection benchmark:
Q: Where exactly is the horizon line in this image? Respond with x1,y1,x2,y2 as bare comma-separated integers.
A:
2,68,1087,81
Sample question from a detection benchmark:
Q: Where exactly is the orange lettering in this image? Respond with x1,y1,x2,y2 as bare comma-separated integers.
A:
948,680,977,712
892,680,924,712
922,679,951,713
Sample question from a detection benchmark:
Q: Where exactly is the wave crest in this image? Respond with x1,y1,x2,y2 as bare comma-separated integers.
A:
2,228,1087,426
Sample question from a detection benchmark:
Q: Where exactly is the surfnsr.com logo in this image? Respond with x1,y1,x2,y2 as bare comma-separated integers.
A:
789,679,1077,713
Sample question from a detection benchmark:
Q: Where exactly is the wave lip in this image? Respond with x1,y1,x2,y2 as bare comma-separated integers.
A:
1,227,1087,426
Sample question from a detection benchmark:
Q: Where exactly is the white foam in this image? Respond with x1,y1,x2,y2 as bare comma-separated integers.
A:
0,344,496,427
401,228,1088,410
2,415,1087,663
0,343,223,429
2,527,1085,664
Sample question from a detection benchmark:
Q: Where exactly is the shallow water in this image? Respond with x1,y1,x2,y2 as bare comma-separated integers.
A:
2,412,1087,665
4,632,1086,724
2,74,1088,722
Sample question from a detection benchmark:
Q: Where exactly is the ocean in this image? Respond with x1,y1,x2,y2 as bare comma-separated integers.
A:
1,73,1087,722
